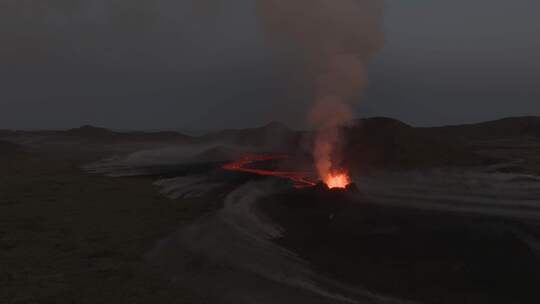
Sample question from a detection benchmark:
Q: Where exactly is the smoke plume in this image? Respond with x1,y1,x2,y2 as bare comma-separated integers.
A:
193,0,383,180
256,0,384,180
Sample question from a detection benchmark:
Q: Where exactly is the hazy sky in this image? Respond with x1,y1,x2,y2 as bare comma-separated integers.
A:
1,0,539,130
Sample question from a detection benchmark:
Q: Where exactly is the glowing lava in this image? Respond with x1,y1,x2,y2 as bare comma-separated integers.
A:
324,171,351,189
222,154,317,188
223,154,353,190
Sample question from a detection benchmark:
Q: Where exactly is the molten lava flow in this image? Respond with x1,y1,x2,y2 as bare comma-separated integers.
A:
222,154,317,188
324,171,351,189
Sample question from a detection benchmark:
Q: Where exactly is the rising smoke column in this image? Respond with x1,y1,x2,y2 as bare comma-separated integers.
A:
256,0,384,181
192,0,383,181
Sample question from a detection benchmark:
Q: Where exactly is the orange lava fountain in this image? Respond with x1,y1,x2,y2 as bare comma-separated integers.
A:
324,171,351,189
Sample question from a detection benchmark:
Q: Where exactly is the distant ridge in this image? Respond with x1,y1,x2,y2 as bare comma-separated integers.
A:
2,116,538,171
198,121,299,149
4,116,539,141
65,125,116,138
63,125,193,142
424,116,540,140
343,117,487,171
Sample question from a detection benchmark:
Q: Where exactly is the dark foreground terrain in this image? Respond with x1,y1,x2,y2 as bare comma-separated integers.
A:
0,147,212,303
261,186,540,304
1,116,540,303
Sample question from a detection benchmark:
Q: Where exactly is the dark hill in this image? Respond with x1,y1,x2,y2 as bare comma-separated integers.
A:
65,125,117,138
342,117,488,172
424,116,540,140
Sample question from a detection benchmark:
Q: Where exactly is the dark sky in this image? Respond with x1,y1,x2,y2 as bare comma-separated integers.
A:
1,0,539,130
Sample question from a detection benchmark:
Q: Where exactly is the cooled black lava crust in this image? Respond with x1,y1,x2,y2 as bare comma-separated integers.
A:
260,187,540,304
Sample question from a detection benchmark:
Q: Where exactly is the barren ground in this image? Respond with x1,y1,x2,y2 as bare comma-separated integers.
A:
2,118,540,304
0,150,211,303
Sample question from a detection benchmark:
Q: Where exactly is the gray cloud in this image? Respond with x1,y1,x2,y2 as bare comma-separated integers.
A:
1,0,539,130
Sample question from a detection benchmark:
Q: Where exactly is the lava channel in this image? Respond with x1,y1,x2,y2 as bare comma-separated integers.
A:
222,154,317,188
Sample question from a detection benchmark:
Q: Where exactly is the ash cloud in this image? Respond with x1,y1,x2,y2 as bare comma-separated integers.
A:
187,0,385,179
254,0,385,179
